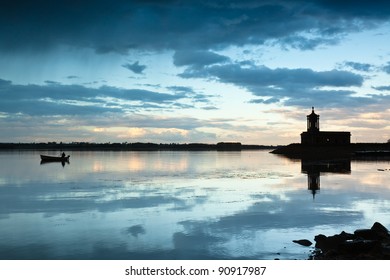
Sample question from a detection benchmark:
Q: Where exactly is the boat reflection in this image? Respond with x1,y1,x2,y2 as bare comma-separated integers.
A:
301,159,351,199
40,160,70,167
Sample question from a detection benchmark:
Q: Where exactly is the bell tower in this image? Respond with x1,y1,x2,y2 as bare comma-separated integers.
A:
307,107,319,132
301,107,350,145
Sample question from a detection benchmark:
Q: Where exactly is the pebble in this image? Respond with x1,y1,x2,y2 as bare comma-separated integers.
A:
293,239,313,247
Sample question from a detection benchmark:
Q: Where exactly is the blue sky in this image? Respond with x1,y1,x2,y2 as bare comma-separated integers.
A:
1,0,390,144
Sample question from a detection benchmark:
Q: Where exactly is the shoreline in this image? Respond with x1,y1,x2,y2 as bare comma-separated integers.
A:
271,143,390,159
0,142,278,152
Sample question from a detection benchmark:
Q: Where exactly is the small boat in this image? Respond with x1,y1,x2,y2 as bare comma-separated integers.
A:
40,155,70,162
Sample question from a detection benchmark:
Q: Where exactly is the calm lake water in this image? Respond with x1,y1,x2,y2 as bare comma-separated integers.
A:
0,150,389,260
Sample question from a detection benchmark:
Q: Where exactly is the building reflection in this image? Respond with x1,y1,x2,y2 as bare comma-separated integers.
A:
301,159,351,199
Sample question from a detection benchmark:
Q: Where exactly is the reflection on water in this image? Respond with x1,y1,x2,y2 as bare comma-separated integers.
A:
40,160,70,167
301,159,351,199
0,150,389,260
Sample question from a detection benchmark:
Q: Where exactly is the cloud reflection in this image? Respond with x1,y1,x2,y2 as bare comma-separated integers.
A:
124,224,146,237
1,151,390,259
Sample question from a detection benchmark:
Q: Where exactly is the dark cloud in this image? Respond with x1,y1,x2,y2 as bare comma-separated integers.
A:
0,78,213,116
276,34,341,51
383,62,390,74
166,86,195,94
167,85,217,105
312,0,390,18
44,80,61,85
122,61,147,74
1,0,390,53
373,85,390,91
179,62,369,107
217,65,363,87
66,75,79,79
343,61,374,72
249,97,280,104
173,50,230,68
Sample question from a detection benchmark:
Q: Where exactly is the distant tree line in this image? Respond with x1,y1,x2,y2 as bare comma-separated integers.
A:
0,142,278,151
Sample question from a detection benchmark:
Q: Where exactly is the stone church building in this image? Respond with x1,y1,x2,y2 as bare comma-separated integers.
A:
301,107,350,145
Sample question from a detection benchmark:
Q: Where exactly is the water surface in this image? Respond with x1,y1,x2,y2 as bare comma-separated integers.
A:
0,150,389,259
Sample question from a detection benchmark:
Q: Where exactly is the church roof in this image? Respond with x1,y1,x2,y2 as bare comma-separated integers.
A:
307,107,319,117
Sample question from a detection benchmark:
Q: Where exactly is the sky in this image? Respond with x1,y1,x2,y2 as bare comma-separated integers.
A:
1,0,390,144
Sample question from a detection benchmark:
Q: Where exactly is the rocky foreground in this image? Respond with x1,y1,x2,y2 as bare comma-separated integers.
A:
294,222,390,260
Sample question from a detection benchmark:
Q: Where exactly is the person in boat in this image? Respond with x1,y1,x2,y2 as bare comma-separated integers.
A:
61,152,66,158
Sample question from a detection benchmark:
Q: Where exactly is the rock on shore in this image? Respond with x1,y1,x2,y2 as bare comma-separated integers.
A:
309,222,390,259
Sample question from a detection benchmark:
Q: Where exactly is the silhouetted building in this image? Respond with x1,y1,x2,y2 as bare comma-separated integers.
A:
301,107,350,145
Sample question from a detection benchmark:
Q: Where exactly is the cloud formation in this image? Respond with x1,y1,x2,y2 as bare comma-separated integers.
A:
122,61,147,74
1,0,390,54
343,61,374,72
179,61,372,107
0,78,214,116
1,1,390,143
173,50,230,68
383,62,390,74
0,78,228,142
